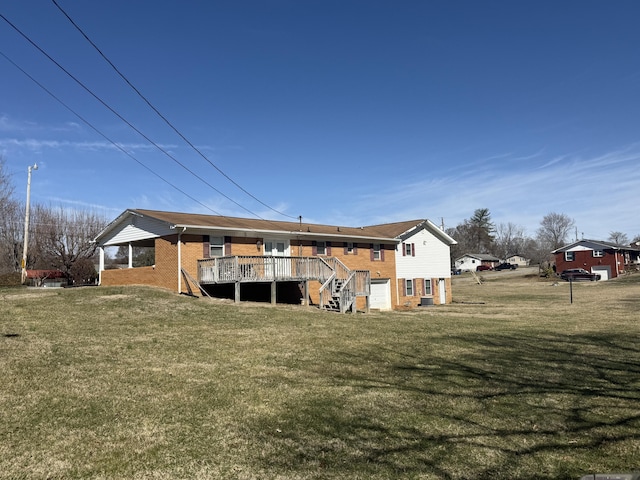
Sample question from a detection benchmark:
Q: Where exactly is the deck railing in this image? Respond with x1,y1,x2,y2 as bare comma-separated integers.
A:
338,270,371,313
197,255,371,313
198,255,335,284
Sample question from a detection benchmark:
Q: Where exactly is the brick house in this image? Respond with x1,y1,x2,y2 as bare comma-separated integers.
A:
552,239,640,281
94,209,457,311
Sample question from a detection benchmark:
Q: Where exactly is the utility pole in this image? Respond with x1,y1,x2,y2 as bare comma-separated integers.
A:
21,163,38,284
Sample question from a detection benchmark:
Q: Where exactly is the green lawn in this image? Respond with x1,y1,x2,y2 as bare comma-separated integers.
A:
1,273,639,479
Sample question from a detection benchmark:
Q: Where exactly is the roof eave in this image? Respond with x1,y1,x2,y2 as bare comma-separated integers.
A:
172,224,399,243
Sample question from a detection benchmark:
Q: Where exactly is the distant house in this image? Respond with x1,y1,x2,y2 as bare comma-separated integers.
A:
93,209,457,312
25,270,68,288
505,254,530,267
454,253,500,272
552,239,640,281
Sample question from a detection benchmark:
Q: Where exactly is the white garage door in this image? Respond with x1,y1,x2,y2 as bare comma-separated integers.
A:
370,279,392,310
591,266,611,281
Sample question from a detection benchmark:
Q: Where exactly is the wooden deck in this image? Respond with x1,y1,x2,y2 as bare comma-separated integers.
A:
197,256,370,313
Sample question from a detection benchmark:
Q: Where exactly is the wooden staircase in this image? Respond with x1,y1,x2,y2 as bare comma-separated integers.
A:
324,279,345,312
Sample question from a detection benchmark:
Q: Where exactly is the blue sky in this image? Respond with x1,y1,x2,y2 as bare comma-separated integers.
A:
1,1,639,240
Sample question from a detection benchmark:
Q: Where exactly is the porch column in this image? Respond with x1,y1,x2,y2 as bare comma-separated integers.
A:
271,281,277,305
128,243,133,268
235,282,241,303
98,247,105,285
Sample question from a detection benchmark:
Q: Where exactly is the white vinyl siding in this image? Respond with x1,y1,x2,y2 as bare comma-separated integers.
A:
99,215,174,246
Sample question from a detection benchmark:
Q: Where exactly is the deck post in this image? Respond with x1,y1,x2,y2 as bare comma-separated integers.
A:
303,280,309,307
271,281,276,305
365,295,370,314
235,281,240,303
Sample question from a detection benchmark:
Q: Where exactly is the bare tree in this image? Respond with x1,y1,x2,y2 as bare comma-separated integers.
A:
31,206,108,283
0,157,23,274
608,231,629,246
493,222,530,260
536,212,575,251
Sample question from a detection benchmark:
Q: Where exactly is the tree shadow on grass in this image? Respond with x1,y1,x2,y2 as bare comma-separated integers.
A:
251,331,640,479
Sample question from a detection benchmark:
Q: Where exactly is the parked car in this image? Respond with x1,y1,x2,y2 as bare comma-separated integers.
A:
476,265,492,271
494,263,517,271
559,268,601,281
451,268,462,275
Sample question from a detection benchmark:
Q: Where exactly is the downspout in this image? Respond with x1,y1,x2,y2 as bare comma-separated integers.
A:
177,227,186,293
615,250,620,277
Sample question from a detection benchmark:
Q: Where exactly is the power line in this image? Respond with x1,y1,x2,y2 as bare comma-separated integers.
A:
0,49,224,216
51,0,298,220
0,13,265,220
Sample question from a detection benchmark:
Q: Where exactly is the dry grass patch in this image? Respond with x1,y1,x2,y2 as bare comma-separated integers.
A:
1,276,639,479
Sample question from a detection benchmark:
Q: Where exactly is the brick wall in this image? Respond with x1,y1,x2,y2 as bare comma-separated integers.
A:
291,240,398,308
101,235,406,308
395,277,452,306
554,249,619,278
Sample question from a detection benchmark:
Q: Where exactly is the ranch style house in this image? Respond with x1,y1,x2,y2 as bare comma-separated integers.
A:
94,209,457,312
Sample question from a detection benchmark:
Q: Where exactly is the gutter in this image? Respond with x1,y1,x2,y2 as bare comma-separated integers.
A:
177,227,186,293
170,224,400,244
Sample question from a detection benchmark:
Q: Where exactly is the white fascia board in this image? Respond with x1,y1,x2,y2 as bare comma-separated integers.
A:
397,220,457,245
94,209,144,243
172,224,400,244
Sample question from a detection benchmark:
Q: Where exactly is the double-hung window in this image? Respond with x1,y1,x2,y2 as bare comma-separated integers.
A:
210,236,224,257
592,250,604,258
316,241,326,255
406,279,413,296
373,244,381,260
404,243,412,256
564,251,575,261
424,279,432,296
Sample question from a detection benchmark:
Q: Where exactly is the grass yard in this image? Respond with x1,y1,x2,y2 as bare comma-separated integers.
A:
1,271,639,479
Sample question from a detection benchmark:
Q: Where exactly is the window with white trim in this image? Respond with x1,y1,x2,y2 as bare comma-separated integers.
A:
406,279,413,296
564,251,575,261
592,250,604,258
424,278,432,295
316,241,326,255
404,243,413,256
209,236,224,257
347,242,354,254
373,244,381,261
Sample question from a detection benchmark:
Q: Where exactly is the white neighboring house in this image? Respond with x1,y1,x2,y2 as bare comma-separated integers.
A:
394,220,457,306
505,254,530,267
455,253,500,272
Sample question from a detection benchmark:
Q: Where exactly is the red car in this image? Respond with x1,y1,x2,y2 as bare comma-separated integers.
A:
476,265,492,271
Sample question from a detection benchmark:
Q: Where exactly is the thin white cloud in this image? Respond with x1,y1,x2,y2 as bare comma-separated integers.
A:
344,144,640,239
44,197,122,215
0,138,177,152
